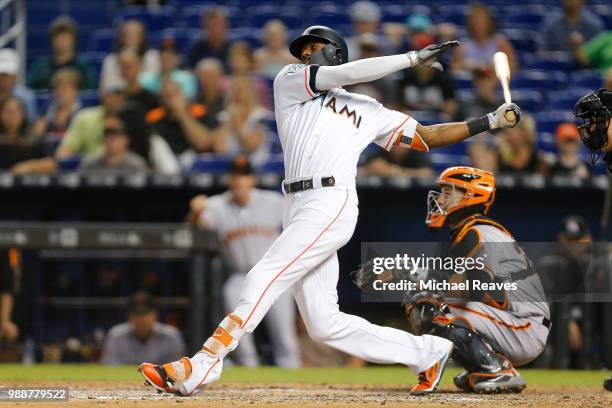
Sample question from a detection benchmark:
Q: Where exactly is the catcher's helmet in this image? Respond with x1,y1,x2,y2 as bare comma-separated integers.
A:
289,25,348,66
426,166,496,229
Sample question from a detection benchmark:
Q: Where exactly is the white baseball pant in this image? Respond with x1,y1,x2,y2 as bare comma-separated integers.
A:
223,272,300,368
230,187,452,374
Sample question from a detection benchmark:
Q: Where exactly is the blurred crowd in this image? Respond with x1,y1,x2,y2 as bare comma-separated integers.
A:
0,0,610,178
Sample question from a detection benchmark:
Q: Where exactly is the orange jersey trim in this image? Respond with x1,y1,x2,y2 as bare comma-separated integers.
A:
448,304,531,330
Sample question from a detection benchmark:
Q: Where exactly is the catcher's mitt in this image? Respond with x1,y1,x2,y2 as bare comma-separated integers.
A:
350,256,426,295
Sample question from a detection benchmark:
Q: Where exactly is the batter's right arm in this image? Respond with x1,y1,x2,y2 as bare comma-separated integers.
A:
414,103,522,149
314,41,459,91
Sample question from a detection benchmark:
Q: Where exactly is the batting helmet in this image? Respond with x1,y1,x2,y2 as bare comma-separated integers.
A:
289,25,348,66
426,166,496,229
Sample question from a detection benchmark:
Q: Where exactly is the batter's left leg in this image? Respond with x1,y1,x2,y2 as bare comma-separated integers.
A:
265,291,301,368
293,253,453,376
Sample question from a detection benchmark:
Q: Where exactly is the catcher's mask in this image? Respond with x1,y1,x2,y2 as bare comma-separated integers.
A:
289,25,348,66
426,166,495,229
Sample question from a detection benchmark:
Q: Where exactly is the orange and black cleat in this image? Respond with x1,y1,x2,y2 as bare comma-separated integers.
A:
139,357,192,394
410,344,454,396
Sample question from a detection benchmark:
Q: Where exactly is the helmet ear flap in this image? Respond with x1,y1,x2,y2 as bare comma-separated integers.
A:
311,43,345,66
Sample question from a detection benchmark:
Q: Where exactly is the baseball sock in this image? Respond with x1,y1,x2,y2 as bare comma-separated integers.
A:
202,314,245,359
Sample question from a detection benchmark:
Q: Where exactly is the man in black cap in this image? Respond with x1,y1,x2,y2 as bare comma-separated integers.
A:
101,291,185,365
186,156,300,369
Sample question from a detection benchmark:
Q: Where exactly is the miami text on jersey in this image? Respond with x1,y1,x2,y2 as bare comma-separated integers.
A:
325,96,362,129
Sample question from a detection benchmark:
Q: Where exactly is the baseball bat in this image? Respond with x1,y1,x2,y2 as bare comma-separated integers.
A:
493,52,516,123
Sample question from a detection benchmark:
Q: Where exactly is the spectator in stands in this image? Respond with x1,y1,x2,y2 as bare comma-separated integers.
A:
146,78,215,159
100,19,160,85
0,49,37,120
215,76,270,166
346,33,394,103
28,16,95,89
455,66,503,121
549,123,590,178
575,31,612,71
540,0,603,58
140,38,196,101
118,103,180,175
498,115,548,174
451,4,518,72
0,97,45,170
101,291,185,365
228,42,270,109
346,1,390,62
11,77,127,174
404,13,436,51
79,113,148,173
117,48,159,112
0,250,19,343
32,68,82,138
254,20,295,79
360,146,434,177
467,135,498,173
195,58,225,132
186,6,231,69
396,64,457,118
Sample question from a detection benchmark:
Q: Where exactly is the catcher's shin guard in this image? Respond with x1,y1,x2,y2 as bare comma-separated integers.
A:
431,320,525,393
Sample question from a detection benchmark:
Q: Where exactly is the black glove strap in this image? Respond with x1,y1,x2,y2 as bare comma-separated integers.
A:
467,115,491,136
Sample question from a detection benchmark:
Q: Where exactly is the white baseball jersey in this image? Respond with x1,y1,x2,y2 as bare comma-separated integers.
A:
274,63,418,190
201,189,283,274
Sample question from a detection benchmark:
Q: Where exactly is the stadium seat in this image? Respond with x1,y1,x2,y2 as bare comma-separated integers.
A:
570,70,603,90
523,52,573,72
502,29,541,53
259,154,285,173
536,131,557,153
81,51,106,81
533,111,575,134
115,5,175,31
243,5,303,29
511,89,546,113
80,90,99,108
546,88,592,112
511,70,567,91
35,92,53,113
453,71,473,90
58,157,82,171
189,154,234,173
381,5,431,24
88,28,116,52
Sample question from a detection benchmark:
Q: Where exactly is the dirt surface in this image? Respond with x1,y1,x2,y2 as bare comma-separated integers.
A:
4,381,611,407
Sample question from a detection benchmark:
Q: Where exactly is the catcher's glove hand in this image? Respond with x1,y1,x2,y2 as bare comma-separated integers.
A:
408,40,460,71
351,257,425,295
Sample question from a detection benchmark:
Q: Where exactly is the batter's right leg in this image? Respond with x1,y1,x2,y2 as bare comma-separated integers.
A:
293,253,453,393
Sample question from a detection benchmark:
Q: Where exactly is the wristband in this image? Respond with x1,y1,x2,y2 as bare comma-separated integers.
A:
467,116,491,136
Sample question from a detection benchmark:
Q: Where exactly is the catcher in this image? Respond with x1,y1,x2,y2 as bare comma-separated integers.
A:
575,88,612,174
363,167,550,393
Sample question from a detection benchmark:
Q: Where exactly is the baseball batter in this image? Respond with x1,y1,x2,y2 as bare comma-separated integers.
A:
140,25,522,396
402,166,550,393
186,157,300,368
